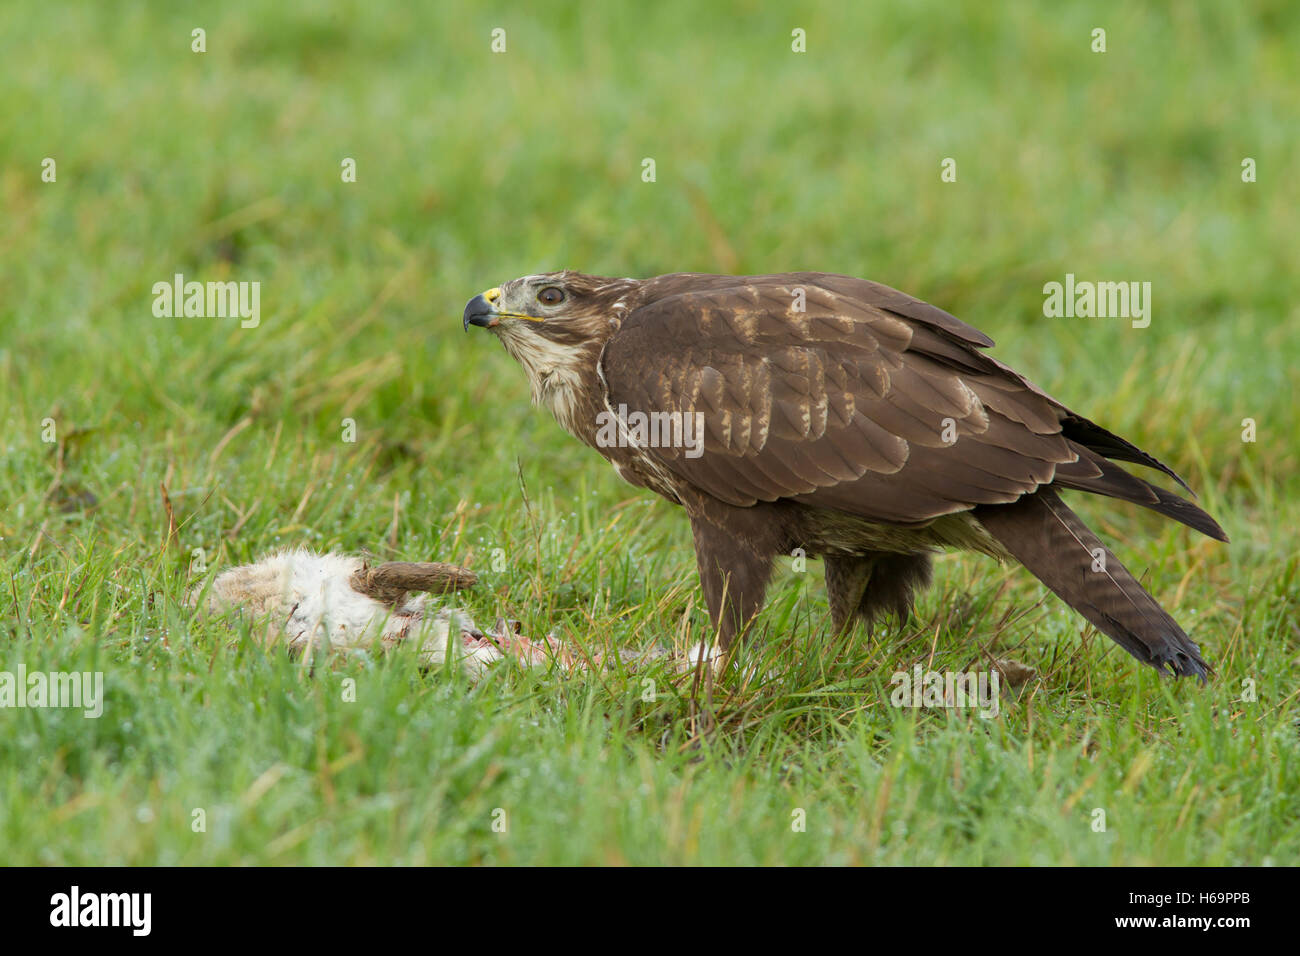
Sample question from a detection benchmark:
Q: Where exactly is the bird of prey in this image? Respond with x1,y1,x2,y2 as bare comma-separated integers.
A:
463,272,1227,678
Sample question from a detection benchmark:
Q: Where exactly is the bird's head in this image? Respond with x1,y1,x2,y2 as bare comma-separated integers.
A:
462,271,637,429
462,270,635,336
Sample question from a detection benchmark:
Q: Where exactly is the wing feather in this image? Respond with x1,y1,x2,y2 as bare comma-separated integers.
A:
600,274,1212,532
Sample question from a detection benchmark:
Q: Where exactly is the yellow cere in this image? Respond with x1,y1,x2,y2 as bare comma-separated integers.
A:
479,285,545,322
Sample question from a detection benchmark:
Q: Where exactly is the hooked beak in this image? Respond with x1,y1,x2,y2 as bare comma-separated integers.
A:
463,287,546,331
463,291,500,331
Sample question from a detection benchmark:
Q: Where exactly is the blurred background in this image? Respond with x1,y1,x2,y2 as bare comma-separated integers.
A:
3,3,1295,530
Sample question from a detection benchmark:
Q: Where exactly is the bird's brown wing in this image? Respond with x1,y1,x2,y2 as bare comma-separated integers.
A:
974,486,1209,677
601,274,1060,524
602,273,1225,538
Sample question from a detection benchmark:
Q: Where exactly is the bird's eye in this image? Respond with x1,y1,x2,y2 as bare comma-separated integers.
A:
537,287,565,306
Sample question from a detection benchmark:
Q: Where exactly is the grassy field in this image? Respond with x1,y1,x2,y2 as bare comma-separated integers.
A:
1,1,1297,865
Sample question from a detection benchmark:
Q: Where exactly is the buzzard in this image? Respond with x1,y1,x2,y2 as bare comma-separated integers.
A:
463,272,1227,678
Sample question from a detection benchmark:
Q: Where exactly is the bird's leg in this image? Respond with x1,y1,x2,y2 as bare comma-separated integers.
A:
688,517,775,652
823,554,876,634
861,553,932,627
824,552,933,634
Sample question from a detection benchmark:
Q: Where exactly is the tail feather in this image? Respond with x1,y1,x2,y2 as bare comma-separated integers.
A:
974,487,1209,679
1053,443,1229,542
1059,412,1195,495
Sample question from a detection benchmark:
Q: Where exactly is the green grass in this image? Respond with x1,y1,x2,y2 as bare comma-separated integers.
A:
1,0,1297,864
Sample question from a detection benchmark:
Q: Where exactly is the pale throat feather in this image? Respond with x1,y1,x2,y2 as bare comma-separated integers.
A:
496,325,595,441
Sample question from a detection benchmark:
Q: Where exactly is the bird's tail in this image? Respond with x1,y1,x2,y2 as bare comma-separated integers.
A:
974,487,1209,679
